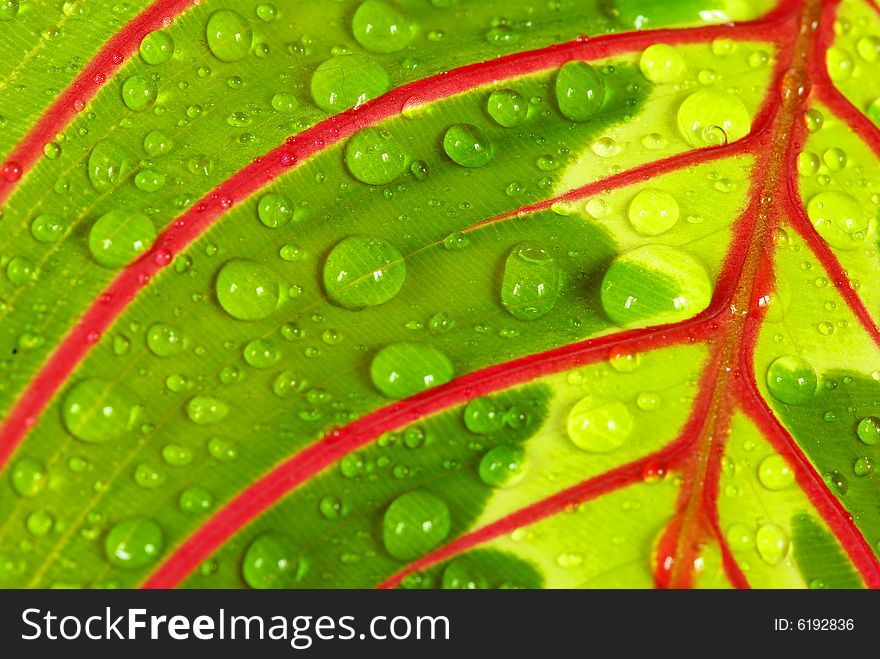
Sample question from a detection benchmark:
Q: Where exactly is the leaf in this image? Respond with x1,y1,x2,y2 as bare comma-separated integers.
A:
0,0,879,590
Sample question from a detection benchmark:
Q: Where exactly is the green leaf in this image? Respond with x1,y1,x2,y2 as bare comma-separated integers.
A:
1,0,879,590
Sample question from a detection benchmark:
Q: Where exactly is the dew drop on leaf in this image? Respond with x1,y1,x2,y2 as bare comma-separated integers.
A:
806,191,867,250
243,338,281,369
567,397,633,453
88,210,156,268
627,188,680,236
796,151,820,176
215,258,280,320
555,61,605,122
599,244,712,328
442,560,488,589
757,454,795,491
179,487,214,514
463,397,504,434
725,523,754,552
206,9,253,63
765,355,817,405
310,54,390,113
676,88,751,146
370,342,454,399
270,92,298,113
121,75,157,112
639,43,684,83
854,456,874,477
140,30,174,65
134,463,165,489
146,322,184,357
479,445,527,487
487,88,529,127
755,523,789,565
344,128,408,185
351,0,413,54
323,235,406,309
186,396,229,425
62,379,141,443
104,518,163,569
87,139,128,191
10,458,47,498
30,214,68,243
826,46,854,82
500,241,560,320
382,490,451,560
257,193,293,228
143,129,173,156
443,123,493,167
856,416,880,445
241,534,303,588
0,0,19,21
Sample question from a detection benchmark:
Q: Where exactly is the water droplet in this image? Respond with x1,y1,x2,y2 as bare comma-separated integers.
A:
134,168,166,192
555,61,605,121
479,445,527,487
854,456,875,477
140,30,174,65
241,533,303,588
796,151,820,176
319,495,349,519
26,510,54,537
383,490,451,560
215,259,280,320
243,338,280,368
765,355,817,405
256,3,277,22
310,54,389,112
271,92,298,113
345,128,407,185
677,89,750,146
62,379,141,443
822,147,847,172
179,487,213,514
11,458,47,498
600,244,712,328
143,129,173,156
370,342,454,398
323,235,405,309
443,123,493,167
206,9,252,62
806,191,867,250
857,416,880,445
87,140,127,191
162,444,193,467
351,0,413,53
145,322,184,357
104,518,163,569
755,523,789,565
726,524,754,552
463,397,503,434
500,241,560,320
627,188,679,236
567,397,633,452
208,437,238,461
186,396,229,425
134,463,165,489
609,347,641,372
257,193,293,228
88,210,156,268
804,108,824,132
487,89,528,127
757,454,795,490
0,0,19,21
121,75,158,112
30,214,68,243
826,46,854,82
639,43,684,83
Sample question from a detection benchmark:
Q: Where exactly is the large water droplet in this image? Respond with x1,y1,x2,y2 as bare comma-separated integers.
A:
11,458,47,498
677,89,751,146
383,490,451,560
600,244,712,328
62,379,141,443
755,523,789,565
806,191,867,250
639,43,685,83
0,0,19,21
500,241,560,320
87,140,128,191
443,123,493,167
323,235,406,309
766,355,817,405
140,30,174,65
105,518,163,569
310,55,389,112
857,416,880,446
88,210,156,268
463,397,503,434
257,193,293,228
243,338,280,368
487,89,528,127
242,534,303,588
215,259,280,320
345,128,407,185
206,9,252,62
186,396,229,425
757,454,794,490
351,0,413,53
479,445,527,487
121,75,158,112
146,322,185,357
555,61,605,122
627,188,680,236
567,397,633,452
30,214,68,243
370,342,454,398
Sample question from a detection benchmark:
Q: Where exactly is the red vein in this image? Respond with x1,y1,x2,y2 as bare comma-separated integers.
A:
0,7,799,478
0,0,196,203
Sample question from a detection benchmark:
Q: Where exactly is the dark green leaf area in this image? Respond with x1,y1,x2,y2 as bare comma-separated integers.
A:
403,548,544,589
773,370,880,558
183,385,549,588
790,513,863,589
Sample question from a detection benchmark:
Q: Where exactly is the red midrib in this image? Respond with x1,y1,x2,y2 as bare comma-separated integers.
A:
0,0,196,203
